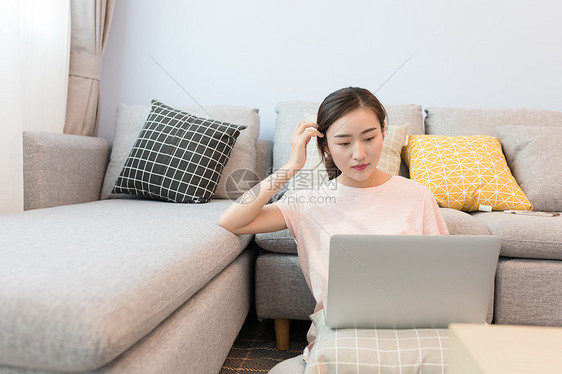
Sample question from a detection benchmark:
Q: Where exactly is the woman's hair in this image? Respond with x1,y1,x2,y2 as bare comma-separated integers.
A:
316,87,388,180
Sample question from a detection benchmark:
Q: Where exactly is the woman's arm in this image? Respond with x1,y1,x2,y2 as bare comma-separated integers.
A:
218,167,297,234
219,121,323,234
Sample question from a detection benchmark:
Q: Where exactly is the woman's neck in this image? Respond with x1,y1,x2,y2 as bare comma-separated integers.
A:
336,169,392,188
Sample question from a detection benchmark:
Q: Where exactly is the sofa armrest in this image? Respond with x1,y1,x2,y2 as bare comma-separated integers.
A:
256,139,273,180
23,131,109,210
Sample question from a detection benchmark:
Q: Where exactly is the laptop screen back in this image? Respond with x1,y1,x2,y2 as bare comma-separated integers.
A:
326,235,501,329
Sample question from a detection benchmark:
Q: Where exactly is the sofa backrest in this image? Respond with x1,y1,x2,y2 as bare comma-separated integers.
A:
424,106,562,212
23,132,109,210
424,107,562,136
272,101,424,172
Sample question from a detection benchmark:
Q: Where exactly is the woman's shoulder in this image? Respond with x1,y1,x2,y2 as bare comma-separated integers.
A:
391,176,431,194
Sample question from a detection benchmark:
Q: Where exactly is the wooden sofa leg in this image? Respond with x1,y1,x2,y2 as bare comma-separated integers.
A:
274,318,290,350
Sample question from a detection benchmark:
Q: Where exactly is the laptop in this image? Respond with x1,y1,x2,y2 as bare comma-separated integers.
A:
326,235,501,329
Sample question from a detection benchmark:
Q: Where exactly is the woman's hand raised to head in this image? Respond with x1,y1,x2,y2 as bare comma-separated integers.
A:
286,121,324,171
220,121,323,235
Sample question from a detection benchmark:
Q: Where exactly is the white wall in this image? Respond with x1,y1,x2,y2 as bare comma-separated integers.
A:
100,0,562,141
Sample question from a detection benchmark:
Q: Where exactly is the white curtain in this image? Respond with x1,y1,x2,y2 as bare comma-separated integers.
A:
0,0,70,215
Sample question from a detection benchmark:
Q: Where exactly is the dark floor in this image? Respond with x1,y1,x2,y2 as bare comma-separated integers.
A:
220,311,309,373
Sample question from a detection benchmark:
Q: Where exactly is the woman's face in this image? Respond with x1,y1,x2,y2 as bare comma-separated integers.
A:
324,108,385,187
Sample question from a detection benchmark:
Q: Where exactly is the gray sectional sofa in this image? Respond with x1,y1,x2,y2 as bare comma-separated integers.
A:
0,104,267,374
255,102,562,350
1,100,560,373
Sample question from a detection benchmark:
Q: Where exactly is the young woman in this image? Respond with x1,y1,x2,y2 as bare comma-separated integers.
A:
219,87,448,366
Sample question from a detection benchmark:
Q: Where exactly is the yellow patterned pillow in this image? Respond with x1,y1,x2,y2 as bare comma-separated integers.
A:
402,135,533,212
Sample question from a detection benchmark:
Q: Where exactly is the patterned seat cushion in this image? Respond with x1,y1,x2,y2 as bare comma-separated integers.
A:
305,310,448,374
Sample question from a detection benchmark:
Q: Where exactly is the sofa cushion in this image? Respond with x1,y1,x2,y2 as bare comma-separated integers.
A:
403,135,532,212
0,199,251,371
494,258,562,326
255,252,316,320
424,107,562,137
472,212,562,260
495,125,562,212
101,103,260,200
305,310,448,374
112,100,246,203
272,101,423,173
255,229,296,254
439,208,490,235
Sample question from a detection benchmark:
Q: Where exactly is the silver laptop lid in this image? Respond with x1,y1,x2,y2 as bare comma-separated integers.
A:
327,235,501,329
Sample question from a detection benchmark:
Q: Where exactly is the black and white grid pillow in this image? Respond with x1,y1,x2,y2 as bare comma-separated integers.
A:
112,100,246,203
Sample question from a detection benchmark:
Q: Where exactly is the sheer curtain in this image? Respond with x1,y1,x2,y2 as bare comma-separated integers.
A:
0,0,70,215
